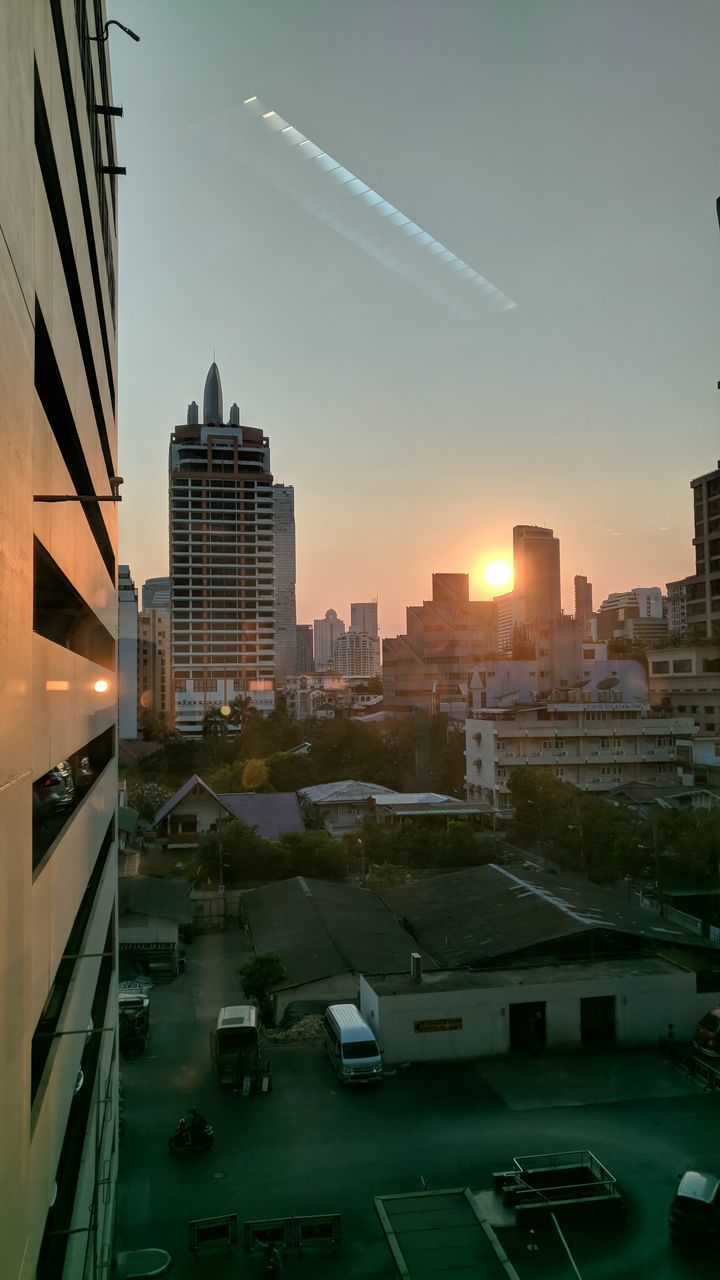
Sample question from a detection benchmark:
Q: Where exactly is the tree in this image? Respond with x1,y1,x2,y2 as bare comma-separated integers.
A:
238,952,287,1025
127,780,173,822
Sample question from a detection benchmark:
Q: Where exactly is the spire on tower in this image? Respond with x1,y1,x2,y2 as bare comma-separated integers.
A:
203,361,224,424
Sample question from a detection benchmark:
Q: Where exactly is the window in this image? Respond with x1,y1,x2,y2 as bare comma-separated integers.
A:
651,661,670,674
672,659,692,674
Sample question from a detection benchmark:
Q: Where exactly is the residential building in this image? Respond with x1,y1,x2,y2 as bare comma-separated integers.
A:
647,643,720,783
153,775,305,848
141,575,170,609
1,4,120,1274
574,575,594,639
284,673,352,720
313,608,345,669
351,600,381,675
138,605,172,730
299,780,400,836
465,692,696,815
295,623,314,673
334,628,377,678
273,483,297,684
170,362,276,734
383,573,495,714
118,565,139,738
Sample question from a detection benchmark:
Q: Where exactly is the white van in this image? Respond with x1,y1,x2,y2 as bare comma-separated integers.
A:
323,1003,382,1085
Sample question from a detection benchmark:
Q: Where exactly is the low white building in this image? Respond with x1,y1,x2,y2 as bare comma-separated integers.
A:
360,958,717,1063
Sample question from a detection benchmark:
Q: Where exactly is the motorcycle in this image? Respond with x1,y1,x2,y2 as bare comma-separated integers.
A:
168,1116,214,1153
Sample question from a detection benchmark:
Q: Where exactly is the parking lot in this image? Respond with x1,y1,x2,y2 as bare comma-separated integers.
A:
115,931,719,1277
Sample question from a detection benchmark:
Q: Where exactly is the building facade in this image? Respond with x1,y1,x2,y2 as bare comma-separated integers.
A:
169,362,276,734
466,697,696,814
334,628,376,678
118,564,138,738
574,574,594,639
138,606,172,730
141,574,170,609
1,3,121,1274
351,600,381,674
684,460,720,639
383,573,495,714
313,608,345,669
647,644,720,782
272,483,297,685
295,623,314,673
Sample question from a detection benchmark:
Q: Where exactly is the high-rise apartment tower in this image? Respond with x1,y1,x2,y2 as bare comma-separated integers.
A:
273,484,297,684
170,362,276,734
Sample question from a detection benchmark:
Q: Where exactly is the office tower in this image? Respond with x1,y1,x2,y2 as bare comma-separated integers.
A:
138,606,173,730
666,578,688,636
170,362,275,734
351,600,381,675
296,623,314,673
142,575,170,609
383,574,495,715
1,6,120,1274
118,566,139,739
273,484,297,684
512,525,561,630
313,608,346,668
574,575,594,640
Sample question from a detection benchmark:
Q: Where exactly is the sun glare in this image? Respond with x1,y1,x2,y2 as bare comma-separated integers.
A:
482,558,513,590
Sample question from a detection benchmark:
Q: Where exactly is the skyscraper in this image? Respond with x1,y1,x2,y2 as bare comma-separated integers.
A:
351,601,381,675
574,575,594,640
273,483,297,684
495,525,561,650
296,623,314,673
313,608,346,668
142,575,170,609
685,460,720,639
170,362,276,734
1,5,120,1273
118,565,139,739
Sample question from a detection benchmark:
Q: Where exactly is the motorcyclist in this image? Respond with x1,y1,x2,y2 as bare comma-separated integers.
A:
182,1105,207,1144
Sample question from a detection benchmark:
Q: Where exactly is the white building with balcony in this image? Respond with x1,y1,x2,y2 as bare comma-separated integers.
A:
465,681,696,815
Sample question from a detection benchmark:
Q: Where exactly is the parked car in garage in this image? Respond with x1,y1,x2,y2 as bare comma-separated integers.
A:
669,1170,720,1237
32,760,76,822
693,1008,720,1057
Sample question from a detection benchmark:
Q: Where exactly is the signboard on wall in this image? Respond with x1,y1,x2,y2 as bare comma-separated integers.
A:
413,1017,463,1034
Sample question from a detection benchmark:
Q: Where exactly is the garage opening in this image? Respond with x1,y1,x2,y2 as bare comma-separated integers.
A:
509,1001,546,1051
581,995,616,1047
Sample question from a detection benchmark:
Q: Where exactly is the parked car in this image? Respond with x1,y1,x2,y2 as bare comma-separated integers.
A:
32,760,76,822
669,1170,720,1237
693,1008,720,1057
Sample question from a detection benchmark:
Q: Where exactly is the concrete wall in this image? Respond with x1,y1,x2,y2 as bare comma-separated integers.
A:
360,970,720,1064
0,3,120,1274
273,973,359,1022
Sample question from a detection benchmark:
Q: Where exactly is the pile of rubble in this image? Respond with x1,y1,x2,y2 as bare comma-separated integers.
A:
265,1015,325,1045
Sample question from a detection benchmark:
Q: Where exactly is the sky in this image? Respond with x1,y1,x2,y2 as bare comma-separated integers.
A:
110,0,720,638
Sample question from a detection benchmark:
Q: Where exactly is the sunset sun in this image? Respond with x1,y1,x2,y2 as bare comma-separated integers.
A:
482,557,513,590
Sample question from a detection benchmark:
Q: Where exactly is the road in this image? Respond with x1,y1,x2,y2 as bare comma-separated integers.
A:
115,930,719,1277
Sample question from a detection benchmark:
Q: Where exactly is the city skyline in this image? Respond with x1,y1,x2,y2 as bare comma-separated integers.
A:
111,0,719,637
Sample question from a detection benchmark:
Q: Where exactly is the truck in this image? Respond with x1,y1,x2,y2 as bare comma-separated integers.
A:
210,1005,271,1094
118,983,150,1058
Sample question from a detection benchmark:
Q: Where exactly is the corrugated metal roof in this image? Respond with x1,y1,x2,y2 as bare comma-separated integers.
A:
382,863,711,967
242,877,438,989
299,780,399,804
118,876,193,923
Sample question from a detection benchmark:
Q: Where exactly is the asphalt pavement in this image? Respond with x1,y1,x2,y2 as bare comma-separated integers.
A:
114,930,719,1278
